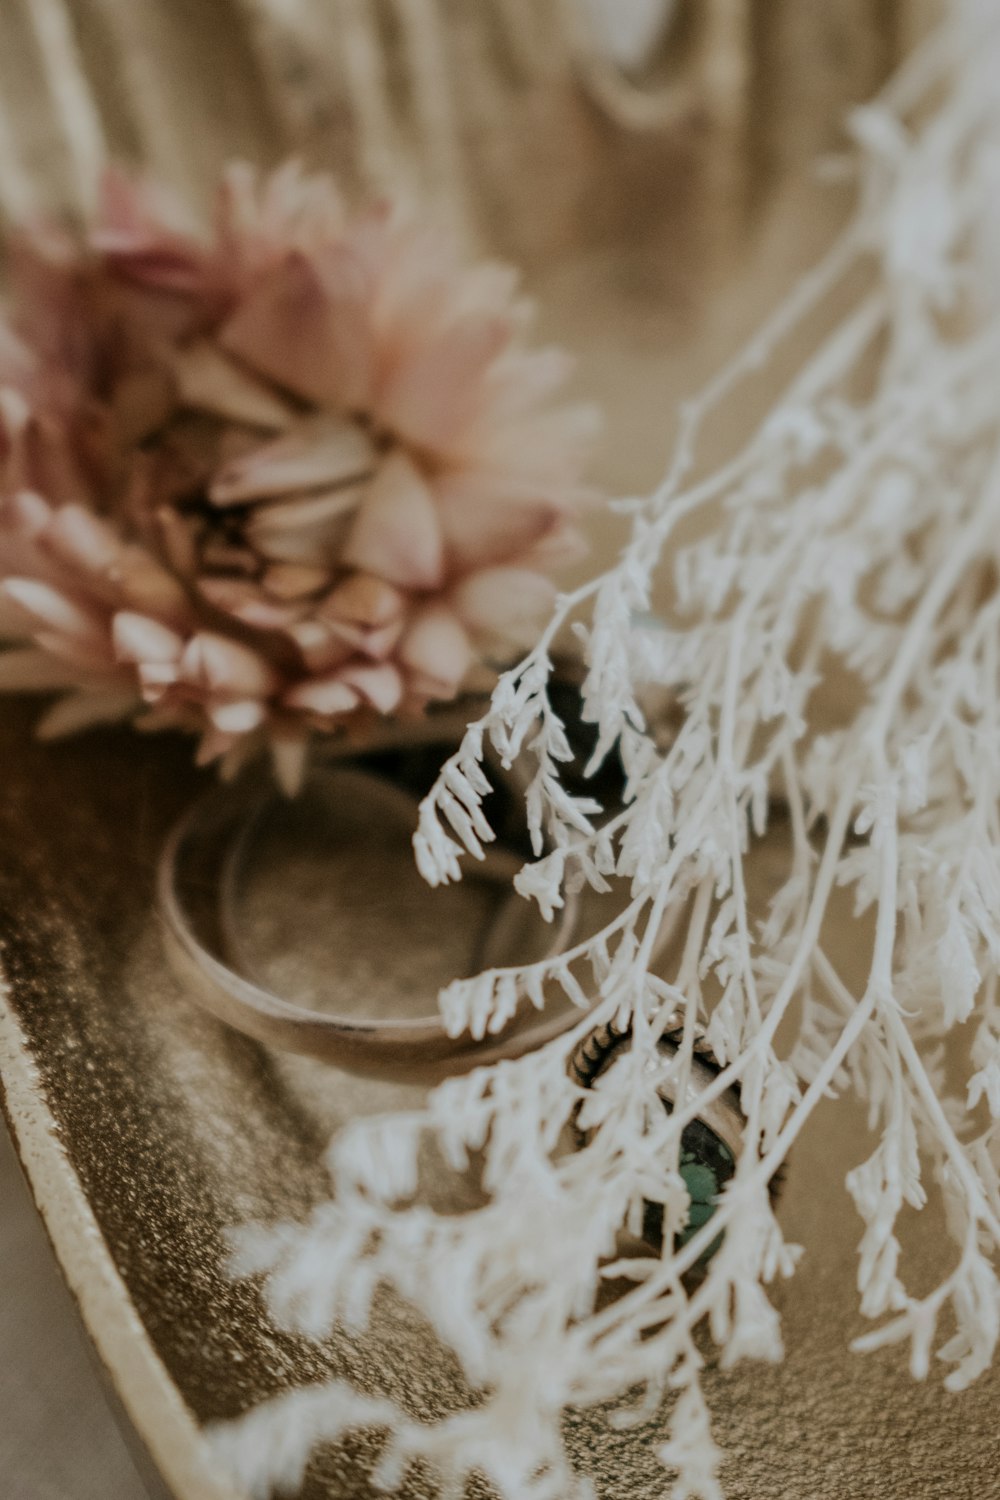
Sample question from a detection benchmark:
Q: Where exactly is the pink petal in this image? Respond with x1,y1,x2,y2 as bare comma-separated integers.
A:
6,488,53,540
259,162,345,245
0,596,31,638
111,366,177,448
0,578,105,643
209,699,267,734
93,234,208,294
261,563,329,601
287,619,354,672
133,703,199,734
45,504,121,575
252,486,366,531
342,452,444,590
511,520,589,572
484,346,575,419
35,688,139,739
180,633,275,698
376,316,508,456
329,619,402,661
322,572,404,628
195,727,239,767
284,675,361,716
318,572,406,658
217,734,261,782
220,248,374,411
0,323,35,387
34,629,117,673
197,577,300,632
210,418,375,506
245,482,365,563
115,548,191,627
156,507,200,576
0,647,100,692
399,606,472,700
92,168,209,295
338,661,403,715
96,164,152,236
97,165,201,242
469,404,600,482
0,399,82,501
450,567,555,639
433,471,570,570
313,241,378,408
171,341,295,430
112,611,184,665
270,734,310,797
0,387,31,438
137,660,180,697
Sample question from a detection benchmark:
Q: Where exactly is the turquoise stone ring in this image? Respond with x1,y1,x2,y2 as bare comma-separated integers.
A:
569,1018,749,1264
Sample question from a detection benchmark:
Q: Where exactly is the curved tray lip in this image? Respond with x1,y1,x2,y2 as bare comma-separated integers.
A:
0,974,244,1500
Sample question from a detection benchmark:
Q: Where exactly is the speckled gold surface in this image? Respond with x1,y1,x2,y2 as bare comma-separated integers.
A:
2,3,994,1498
3,697,998,1500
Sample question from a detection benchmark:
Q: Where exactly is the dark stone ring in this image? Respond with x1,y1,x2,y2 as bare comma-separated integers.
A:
570,1017,782,1261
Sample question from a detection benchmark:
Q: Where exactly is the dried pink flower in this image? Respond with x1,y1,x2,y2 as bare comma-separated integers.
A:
0,164,596,784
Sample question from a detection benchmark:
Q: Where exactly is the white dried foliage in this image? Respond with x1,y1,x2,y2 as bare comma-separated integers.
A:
216,6,1000,1496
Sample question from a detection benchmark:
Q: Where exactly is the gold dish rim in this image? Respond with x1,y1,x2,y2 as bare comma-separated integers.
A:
0,980,240,1500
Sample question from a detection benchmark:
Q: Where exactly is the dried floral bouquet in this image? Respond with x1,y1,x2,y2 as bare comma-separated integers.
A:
0,169,594,788
203,5,1000,1499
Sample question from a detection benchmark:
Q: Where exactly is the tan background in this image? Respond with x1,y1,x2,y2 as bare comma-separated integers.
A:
0,1125,147,1496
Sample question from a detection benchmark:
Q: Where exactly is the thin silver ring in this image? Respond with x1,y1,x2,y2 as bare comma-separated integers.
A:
570,1016,746,1163
158,764,582,1081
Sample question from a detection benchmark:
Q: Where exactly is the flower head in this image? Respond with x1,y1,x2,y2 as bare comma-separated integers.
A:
0,164,596,783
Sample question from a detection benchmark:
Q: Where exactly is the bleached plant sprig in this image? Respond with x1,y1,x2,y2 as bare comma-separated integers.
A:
216,7,1000,1498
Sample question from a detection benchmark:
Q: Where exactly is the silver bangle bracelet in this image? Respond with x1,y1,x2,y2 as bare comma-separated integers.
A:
158,761,581,1082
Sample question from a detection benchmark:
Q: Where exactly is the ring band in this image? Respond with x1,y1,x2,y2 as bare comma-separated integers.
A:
158,763,582,1081
570,1017,748,1259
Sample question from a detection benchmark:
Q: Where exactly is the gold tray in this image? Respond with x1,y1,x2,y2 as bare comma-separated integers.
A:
3,3,995,1497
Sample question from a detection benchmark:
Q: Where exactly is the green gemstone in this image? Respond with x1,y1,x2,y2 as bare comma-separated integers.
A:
642,1115,736,1264
679,1161,719,1205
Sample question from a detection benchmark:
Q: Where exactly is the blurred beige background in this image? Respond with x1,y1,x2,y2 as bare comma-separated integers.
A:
0,1124,147,1497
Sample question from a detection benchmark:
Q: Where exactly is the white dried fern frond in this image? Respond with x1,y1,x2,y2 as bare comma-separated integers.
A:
215,4,1000,1496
